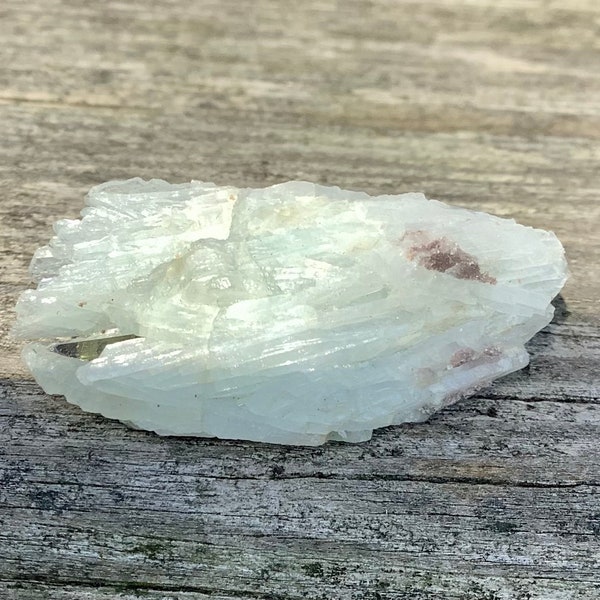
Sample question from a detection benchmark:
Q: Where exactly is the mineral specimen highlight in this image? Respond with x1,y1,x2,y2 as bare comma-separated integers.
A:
14,179,568,445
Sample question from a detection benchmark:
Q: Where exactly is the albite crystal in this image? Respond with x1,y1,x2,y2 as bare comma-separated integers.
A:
14,179,568,445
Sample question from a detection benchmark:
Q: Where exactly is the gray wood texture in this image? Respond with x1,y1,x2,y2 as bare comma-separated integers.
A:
1,1,599,598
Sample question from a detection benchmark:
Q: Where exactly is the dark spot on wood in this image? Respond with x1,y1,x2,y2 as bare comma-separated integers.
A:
588,513,600,535
302,562,324,578
271,464,285,477
27,489,66,514
487,520,518,534
111,490,125,504
131,541,170,562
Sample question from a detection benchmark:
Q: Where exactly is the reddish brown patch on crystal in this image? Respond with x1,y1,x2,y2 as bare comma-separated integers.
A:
482,347,502,360
402,230,496,284
450,348,476,368
450,346,503,369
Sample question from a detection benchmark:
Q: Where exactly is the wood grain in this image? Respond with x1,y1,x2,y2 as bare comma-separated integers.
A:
1,0,599,598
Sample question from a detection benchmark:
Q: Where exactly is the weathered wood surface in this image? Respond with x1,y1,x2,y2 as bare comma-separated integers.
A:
1,0,599,598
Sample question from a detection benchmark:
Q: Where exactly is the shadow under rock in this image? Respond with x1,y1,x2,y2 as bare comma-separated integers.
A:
550,293,571,326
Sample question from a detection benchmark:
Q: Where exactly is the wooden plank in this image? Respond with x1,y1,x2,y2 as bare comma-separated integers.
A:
1,0,599,598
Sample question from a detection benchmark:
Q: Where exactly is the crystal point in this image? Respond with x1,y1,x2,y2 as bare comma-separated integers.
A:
14,179,568,445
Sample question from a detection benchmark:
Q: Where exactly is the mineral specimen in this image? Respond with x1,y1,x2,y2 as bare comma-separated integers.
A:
14,179,568,445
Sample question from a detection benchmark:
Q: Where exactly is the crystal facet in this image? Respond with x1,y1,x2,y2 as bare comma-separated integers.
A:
14,179,568,445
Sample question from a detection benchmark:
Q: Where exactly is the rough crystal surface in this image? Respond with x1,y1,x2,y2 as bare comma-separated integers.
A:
14,179,568,445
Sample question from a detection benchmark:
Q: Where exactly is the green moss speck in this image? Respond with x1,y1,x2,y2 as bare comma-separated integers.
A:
131,541,168,561
302,562,324,578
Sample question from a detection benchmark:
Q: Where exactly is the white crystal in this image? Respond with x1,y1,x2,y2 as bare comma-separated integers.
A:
14,179,568,445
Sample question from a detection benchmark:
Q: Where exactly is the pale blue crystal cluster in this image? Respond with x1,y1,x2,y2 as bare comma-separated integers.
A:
14,179,568,445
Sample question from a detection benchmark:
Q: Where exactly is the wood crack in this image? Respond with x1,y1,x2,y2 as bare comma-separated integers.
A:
2,575,291,599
